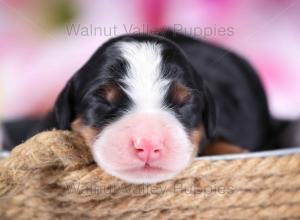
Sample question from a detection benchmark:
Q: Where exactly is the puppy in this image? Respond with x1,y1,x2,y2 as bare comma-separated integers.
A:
5,31,277,183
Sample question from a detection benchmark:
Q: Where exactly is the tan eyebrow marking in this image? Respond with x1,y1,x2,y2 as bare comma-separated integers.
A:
172,83,190,105
99,82,122,103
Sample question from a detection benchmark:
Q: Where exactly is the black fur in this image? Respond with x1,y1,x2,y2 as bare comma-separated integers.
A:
158,30,273,150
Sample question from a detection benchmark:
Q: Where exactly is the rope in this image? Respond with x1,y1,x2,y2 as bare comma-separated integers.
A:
0,130,299,219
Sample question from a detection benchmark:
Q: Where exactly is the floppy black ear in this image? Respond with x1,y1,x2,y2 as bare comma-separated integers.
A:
54,80,75,130
202,85,216,139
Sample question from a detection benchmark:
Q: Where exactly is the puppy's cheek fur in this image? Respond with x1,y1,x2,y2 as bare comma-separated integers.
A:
71,118,99,146
189,125,203,157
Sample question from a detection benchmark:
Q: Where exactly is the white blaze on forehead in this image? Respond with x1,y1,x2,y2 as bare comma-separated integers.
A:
118,41,170,111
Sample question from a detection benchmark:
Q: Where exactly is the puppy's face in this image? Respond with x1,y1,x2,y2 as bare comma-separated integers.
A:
55,34,215,184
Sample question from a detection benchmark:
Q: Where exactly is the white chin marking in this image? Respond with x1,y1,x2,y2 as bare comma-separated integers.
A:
93,158,180,184
109,169,179,184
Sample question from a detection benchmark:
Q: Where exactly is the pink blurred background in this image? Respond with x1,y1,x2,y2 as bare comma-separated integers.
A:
1,0,300,121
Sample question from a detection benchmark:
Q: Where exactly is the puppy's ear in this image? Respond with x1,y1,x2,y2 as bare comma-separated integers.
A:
54,80,75,130
202,85,216,139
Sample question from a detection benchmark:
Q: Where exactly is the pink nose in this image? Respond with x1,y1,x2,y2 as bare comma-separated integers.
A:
133,138,162,163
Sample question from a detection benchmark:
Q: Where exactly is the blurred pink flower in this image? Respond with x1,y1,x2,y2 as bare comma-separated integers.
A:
1,0,300,120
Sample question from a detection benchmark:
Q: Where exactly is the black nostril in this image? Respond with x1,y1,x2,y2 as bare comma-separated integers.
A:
136,148,144,152
154,149,160,153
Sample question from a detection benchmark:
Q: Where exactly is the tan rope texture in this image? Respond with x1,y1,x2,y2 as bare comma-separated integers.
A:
0,130,299,219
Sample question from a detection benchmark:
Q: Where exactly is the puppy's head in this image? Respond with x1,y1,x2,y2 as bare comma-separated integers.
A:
54,34,216,184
